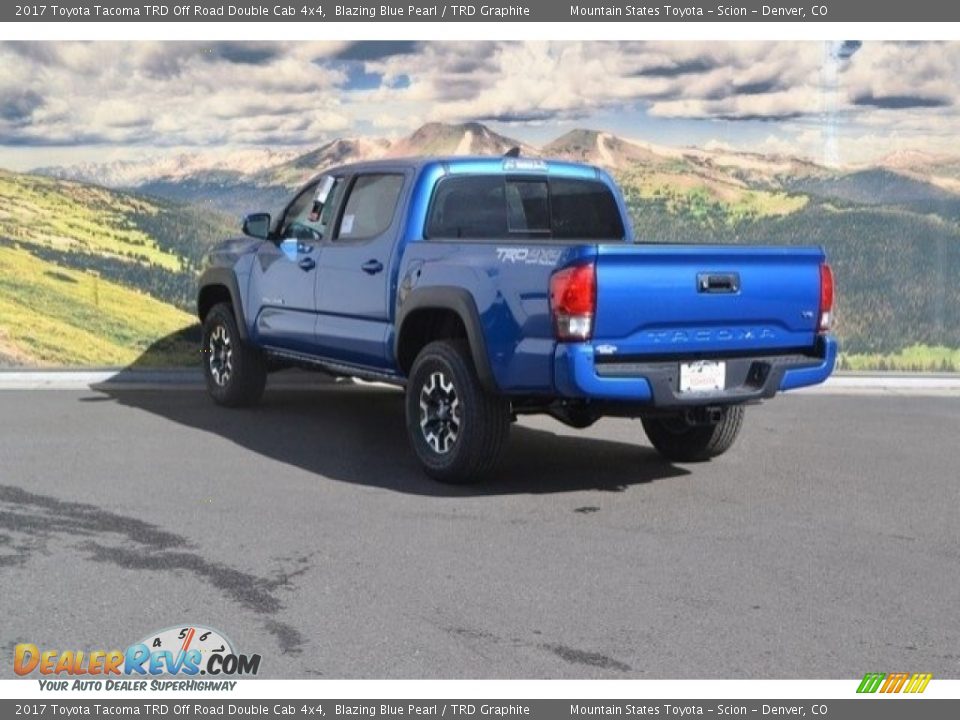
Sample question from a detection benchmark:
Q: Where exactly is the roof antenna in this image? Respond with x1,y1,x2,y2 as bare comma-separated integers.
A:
504,146,521,158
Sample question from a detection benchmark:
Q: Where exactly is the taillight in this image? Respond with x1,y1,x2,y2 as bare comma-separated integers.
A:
550,262,596,341
818,263,834,333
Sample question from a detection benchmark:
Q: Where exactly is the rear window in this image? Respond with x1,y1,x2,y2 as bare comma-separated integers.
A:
426,176,625,241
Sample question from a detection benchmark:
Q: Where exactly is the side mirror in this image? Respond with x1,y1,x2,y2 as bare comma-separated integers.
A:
242,212,271,240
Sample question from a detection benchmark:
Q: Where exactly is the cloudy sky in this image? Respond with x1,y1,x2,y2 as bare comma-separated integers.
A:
1,40,958,170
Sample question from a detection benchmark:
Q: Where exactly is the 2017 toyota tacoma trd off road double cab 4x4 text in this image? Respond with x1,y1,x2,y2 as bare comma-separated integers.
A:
197,155,837,483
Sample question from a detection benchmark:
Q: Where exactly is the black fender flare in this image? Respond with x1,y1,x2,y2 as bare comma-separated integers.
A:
197,268,249,340
395,287,498,392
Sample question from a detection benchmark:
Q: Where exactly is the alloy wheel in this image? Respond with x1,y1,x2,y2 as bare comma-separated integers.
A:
208,324,233,386
418,370,461,454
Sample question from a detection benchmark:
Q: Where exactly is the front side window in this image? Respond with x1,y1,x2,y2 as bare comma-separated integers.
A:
335,173,405,240
281,176,344,241
426,175,624,241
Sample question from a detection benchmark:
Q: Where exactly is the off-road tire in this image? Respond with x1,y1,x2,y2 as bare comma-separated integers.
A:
642,405,745,462
202,302,267,408
405,340,510,483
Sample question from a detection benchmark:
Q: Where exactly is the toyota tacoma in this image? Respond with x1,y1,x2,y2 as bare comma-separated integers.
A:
197,155,837,483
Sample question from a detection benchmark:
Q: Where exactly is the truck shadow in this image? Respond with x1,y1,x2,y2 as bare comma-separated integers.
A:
89,328,690,496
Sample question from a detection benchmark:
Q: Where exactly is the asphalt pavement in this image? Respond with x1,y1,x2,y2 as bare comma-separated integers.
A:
1,383,958,678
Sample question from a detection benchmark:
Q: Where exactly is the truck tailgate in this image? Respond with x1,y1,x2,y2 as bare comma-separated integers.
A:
593,244,825,356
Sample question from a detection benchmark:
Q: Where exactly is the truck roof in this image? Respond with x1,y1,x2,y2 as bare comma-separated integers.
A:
319,155,606,181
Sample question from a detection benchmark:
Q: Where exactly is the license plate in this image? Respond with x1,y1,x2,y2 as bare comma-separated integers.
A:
679,360,726,393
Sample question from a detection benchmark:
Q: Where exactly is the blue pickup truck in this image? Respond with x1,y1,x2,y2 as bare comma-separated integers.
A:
197,155,836,483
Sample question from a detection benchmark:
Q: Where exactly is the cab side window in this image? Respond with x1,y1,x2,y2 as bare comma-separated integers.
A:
335,174,404,241
426,176,506,239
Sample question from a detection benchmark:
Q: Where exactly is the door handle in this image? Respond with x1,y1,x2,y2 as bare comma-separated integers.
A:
361,259,384,275
697,272,740,293
298,257,316,271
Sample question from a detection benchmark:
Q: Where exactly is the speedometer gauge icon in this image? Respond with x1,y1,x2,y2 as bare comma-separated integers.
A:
136,625,234,674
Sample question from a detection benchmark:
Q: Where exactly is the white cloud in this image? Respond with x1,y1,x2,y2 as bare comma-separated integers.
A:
842,42,959,109
0,40,958,167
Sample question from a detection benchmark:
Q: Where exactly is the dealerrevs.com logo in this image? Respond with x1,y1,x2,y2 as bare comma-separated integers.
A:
14,626,260,691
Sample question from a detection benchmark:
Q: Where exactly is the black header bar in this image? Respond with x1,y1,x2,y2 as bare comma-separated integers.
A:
4,0,957,23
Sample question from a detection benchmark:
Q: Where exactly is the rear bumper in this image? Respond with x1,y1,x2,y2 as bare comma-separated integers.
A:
553,335,838,406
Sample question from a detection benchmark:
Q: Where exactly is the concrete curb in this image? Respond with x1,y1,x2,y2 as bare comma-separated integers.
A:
0,370,201,390
0,369,341,390
794,375,960,396
0,369,959,394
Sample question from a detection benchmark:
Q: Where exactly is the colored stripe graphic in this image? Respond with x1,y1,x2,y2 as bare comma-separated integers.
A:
881,672,909,693
857,672,932,693
857,673,886,693
904,673,933,693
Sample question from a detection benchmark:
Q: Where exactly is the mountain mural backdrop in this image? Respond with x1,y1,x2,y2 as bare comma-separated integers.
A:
4,121,960,370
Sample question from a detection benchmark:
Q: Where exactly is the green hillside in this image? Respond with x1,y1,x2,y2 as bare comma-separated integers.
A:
617,164,808,227
840,344,960,372
0,170,235,310
8,125,960,371
0,170,233,366
0,243,195,366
